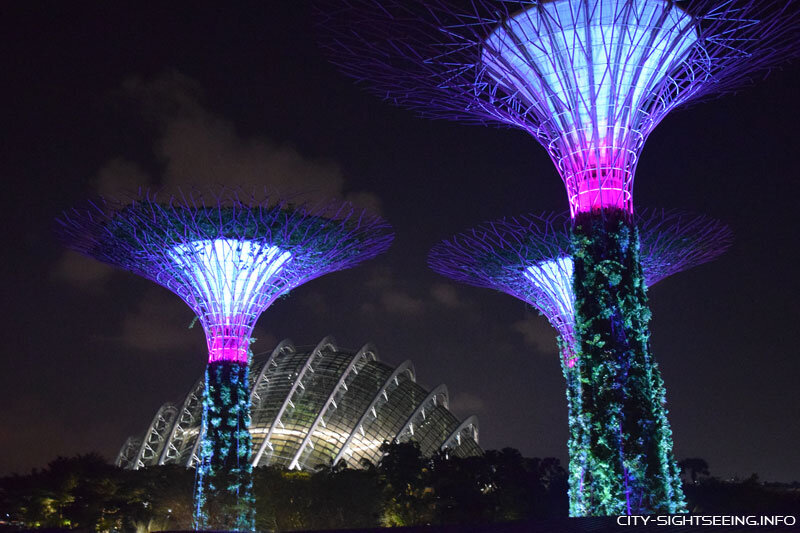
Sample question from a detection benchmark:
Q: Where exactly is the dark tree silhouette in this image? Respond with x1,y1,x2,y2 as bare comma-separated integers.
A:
679,458,711,483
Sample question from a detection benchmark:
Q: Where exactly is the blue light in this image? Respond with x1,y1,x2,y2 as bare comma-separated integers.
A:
483,0,697,138
168,239,292,362
524,256,574,328
482,0,699,214
168,239,291,319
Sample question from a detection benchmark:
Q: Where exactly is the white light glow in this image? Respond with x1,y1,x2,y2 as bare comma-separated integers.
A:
482,0,699,213
169,239,292,318
524,256,575,330
483,0,697,140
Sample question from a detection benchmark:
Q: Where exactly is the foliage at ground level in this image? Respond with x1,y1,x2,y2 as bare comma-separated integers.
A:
0,444,567,531
2,448,796,532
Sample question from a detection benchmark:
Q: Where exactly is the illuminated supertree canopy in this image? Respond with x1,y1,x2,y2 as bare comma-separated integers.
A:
429,208,732,515
318,0,797,515
57,188,393,531
319,0,799,216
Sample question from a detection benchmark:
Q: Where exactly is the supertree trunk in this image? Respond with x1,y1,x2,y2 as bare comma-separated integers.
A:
56,189,394,530
571,209,685,514
558,340,589,516
193,356,255,531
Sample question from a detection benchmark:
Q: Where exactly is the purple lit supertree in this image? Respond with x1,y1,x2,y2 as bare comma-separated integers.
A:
318,0,798,514
57,188,393,530
429,208,733,515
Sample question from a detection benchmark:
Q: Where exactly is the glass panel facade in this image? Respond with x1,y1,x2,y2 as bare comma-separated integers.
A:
263,347,351,465
249,349,311,461
412,405,459,457
297,353,378,469
122,339,482,472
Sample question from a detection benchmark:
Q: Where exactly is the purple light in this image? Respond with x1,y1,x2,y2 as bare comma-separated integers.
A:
429,209,733,369
319,0,799,216
524,257,576,367
482,0,698,215
57,188,394,529
57,189,395,364
167,239,292,362
429,209,731,514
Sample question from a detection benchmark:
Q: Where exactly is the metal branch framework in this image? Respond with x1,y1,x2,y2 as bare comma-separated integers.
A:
318,0,790,515
318,0,799,215
429,207,732,368
58,188,394,363
429,208,732,513
57,187,393,530
117,338,483,472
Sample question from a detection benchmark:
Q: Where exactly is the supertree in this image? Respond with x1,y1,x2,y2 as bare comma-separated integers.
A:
429,208,732,515
57,188,393,530
317,0,798,514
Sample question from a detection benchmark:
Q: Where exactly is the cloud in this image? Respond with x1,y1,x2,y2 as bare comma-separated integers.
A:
119,288,202,354
448,392,487,417
360,266,427,316
430,282,462,308
55,71,382,292
93,158,152,197
51,250,116,286
95,71,382,211
380,290,426,315
511,314,559,355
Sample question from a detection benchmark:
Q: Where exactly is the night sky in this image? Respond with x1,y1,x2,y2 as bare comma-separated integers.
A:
2,3,798,483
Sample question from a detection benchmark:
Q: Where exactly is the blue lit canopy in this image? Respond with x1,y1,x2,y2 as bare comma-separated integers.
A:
321,0,799,214
524,257,574,352
429,209,732,368
57,189,395,363
482,0,699,213
168,239,292,323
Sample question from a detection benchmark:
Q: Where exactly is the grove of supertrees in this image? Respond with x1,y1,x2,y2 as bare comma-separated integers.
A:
57,188,393,531
429,208,733,515
317,0,799,515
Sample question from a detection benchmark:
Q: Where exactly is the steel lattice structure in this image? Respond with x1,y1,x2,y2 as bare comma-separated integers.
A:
430,209,732,367
318,0,796,515
116,337,481,472
319,0,799,216
58,189,393,365
57,188,393,530
429,208,732,513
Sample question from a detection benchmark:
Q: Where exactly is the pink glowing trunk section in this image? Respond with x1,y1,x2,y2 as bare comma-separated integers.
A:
206,325,252,363
567,164,632,216
481,0,698,217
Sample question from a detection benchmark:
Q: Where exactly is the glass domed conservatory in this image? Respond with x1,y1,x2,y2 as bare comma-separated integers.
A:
116,336,481,471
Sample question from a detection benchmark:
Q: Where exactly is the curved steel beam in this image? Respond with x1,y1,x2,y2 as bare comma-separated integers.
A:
115,436,142,469
132,403,177,469
250,338,295,407
158,379,203,465
187,425,202,467
332,359,415,466
251,335,337,466
396,384,449,442
288,343,378,470
440,415,479,451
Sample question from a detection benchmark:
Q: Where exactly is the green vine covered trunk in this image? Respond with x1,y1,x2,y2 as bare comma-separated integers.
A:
571,209,685,515
193,359,255,531
559,339,589,516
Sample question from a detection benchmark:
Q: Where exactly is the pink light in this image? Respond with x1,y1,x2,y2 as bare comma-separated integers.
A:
206,324,251,363
561,147,635,215
482,0,697,217
571,171,630,215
